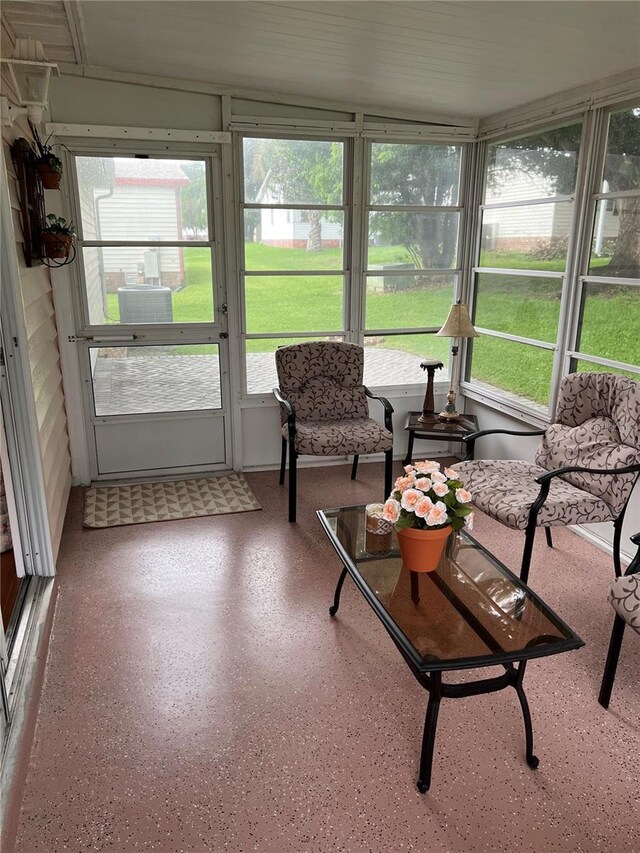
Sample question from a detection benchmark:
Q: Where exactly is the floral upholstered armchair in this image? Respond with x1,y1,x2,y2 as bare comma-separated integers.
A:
598,531,640,708
455,372,640,583
274,341,394,523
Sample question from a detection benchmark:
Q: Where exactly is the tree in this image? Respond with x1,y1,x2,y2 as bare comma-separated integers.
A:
178,161,207,237
369,143,461,269
600,108,640,277
245,138,343,251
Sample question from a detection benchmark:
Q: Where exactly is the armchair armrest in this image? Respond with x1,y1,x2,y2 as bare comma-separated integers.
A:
626,532,640,576
527,461,640,536
364,386,394,433
462,427,546,461
273,387,296,440
534,462,640,485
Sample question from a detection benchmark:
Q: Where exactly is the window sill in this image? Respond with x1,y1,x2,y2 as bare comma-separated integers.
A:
461,382,550,429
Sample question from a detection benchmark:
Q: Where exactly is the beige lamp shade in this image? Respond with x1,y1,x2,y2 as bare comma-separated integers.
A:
436,300,479,339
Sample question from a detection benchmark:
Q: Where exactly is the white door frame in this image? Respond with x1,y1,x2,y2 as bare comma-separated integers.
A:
60,141,233,481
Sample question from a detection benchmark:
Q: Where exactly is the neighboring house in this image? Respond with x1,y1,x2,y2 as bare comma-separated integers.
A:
98,159,189,290
482,161,618,255
255,170,343,248
77,158,190,325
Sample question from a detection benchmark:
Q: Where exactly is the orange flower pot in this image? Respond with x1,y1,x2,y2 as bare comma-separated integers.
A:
396,525,452,572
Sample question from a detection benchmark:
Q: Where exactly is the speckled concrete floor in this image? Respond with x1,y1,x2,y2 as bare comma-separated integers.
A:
5,463,639,852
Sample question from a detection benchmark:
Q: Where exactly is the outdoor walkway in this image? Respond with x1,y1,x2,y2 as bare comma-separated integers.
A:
93,348,447,416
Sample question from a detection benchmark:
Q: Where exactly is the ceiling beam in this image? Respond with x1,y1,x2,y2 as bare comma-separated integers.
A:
63,0,87,65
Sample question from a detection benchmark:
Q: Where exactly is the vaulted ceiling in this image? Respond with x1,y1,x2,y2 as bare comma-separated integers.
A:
2,1,639,119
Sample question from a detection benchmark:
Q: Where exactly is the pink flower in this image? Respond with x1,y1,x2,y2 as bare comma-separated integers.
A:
455,488,472,504
414,477,432,492
382,498,401,523
426,501,449,527
464,511,475,530
403,464,414,473
431,470,447,484
432,482,449,497
401,488,423,511
414,496,434,518
394,475,414,493
414,460,440,474
444,467,459,479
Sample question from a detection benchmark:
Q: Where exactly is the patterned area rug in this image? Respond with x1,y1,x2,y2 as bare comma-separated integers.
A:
84,473,261,528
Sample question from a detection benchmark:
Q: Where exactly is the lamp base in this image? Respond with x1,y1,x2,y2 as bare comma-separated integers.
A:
437,409,461,422
437,389,461,422
417,413,438,425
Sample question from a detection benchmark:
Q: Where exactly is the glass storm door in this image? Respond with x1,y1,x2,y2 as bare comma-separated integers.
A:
71,153,230,479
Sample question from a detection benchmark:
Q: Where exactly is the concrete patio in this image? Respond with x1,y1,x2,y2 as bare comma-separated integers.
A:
92,347,448,416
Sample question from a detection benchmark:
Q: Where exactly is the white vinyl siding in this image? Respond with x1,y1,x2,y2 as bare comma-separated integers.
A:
3,137,71,560
96,185,183,283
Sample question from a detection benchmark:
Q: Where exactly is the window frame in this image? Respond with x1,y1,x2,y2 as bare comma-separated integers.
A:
238,132,469,396
66,141,225,342
238,133,351,395
564,102,640,381
463,118,588,419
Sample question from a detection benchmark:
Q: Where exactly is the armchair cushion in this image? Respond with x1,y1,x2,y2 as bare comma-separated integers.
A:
535,372,640,516
275,341,368,423
608,574,640,633
454,459,614,530
285,418,393,457
535,419,639,516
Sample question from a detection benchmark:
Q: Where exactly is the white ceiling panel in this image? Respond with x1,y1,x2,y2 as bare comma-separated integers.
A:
2,1,639,119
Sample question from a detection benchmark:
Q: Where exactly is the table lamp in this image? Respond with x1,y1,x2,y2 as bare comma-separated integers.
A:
436,300,479,422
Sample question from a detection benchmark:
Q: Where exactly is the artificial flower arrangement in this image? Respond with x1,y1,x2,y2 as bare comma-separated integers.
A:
382,460,474,532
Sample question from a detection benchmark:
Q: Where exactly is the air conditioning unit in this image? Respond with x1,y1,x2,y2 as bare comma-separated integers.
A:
117,286,173,324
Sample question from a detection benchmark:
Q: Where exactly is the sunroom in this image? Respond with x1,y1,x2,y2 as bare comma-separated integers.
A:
1,2,639,851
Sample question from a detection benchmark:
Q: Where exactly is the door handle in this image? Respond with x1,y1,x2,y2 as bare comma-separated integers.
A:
68,334,138,343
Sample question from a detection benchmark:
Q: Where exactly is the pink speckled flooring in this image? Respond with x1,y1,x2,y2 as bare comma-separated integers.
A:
5,463,639,853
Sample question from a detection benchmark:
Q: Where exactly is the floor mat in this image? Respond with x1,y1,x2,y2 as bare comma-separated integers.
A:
84,473,261,528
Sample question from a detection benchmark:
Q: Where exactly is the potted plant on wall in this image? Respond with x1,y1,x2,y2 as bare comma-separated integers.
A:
30,123,63,189
41,214,75,259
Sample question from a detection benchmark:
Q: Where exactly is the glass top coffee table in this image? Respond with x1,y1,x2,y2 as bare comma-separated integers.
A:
317,505,583,792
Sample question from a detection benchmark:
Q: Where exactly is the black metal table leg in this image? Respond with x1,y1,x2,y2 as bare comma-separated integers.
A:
417,672,442,793
514,663,539,769
403,430,415,467
410,570,420,604
329,567,349,617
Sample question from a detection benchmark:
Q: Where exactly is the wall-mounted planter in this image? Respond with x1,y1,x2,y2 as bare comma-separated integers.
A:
41,232,74,259
36,162,62,189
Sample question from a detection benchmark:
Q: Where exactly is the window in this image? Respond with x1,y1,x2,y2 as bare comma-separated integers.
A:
468,123,583,411
570,105,640,378
240,138,466,394
241,137,346,393
75,156,214,326
364,143,463,386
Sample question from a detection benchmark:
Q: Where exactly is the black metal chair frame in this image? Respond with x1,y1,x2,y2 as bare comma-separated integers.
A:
274,386,394,523
463,428,640,585
598,531,640,709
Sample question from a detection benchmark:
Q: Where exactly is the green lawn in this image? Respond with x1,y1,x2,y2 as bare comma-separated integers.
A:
104,245,639,405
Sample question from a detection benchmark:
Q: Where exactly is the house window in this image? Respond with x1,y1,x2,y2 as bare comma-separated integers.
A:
569,104,640,380
75,156,214,325
468,122,583,411
363,142,463,387
241,137,347,393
